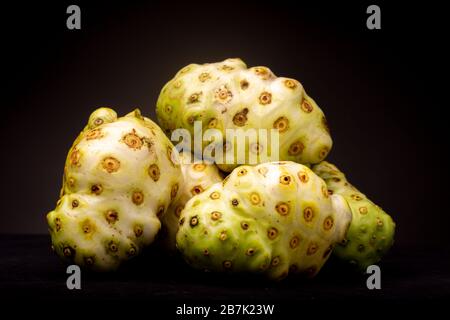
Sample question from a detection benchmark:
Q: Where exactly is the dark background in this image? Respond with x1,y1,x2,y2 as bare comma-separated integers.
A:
1,1,448,247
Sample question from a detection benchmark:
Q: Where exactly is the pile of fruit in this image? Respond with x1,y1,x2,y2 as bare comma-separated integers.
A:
46,59,395,280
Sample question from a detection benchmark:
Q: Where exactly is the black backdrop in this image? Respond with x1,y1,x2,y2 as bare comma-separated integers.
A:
2,1,448,250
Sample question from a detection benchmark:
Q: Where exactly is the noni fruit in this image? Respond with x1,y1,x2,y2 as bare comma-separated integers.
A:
176,161,351,280
312,161,395,270
46,108,182,271
156,58,332,172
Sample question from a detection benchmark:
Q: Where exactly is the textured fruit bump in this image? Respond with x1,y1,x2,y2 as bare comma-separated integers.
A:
176,161,351,280
312,161,395,270
160,151,223,251
46,108,182,271
156,59,332,172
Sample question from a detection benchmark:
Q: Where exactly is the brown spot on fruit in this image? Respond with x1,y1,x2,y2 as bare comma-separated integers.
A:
188,92,202,104
93,118,104,126
273,117,289,133
86,129,103,140
84,257,94,266
284,79,298,89
132,191,144,205
279,174,292,185
297,171,309,183
351,194,363,201
198,72,210,82
250,143,262,154
69,149,81,166
319,147,329,159
233,108,248,126
246,248,255,256
223,260,232,269
128,246,136,256
237,168,247,176
303,207,315,222
376,218,384,228
276,202,290,216
190,216,199,227
203,249,209,256
271,256,280,267
301,98,313,113
208,118,218,128
290,236,300,249
359,207,368,215
171,183,179,199
134,225,143,237
71,199,79,208
193,163,206,171
253,67,272,80
55,217,61,232
288,141,304,156
105,210,118,223
219,231,227,241
175,205,184,218
102,157,120,173
323,216,334,231
123,130,143,150
240,79,249,90
157,205,165,218
191,185,204,195
63,246,75,258
250,192,261,205
259,92,272,105
241,221,249,230
108,241,118,253
221,64,234,71
81,220,95,234
67,177,76,188
173,81,182,89
210,191,220,200
231,199,239,206
167,146,177,166
258,167,268,177
164,104,172,113
307,242,319,255
267,227,278,240
211,211,222,221
215,85,232,103
148,164,160,181
180,66,191,74
91,184,103,195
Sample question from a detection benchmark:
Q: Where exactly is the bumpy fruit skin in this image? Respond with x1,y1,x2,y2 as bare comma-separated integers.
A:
312,161,395,271
160,151,223,251
176,161,351,280
46,108,182,271
156,58,332,172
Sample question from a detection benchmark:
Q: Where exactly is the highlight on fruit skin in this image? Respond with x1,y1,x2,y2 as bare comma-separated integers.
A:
46,107,182,271
156,58,332,172
159,151,223,251
176,161,352,280
312,161,396,271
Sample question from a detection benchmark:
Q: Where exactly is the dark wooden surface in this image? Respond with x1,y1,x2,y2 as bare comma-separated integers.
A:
0,235,449,314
